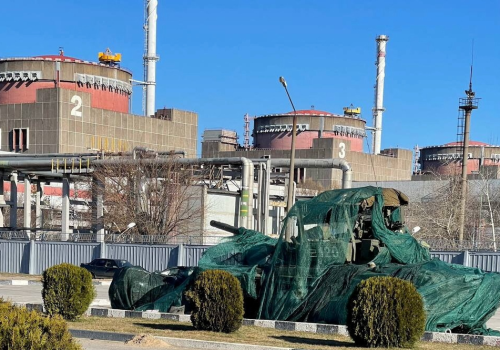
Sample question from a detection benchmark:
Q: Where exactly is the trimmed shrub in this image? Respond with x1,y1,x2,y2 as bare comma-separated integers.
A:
347,276,426,348
186,269,244,333
42,263,96,320
0,299,82,350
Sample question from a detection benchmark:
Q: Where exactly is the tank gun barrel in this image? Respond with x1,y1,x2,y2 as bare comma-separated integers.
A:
210,220,240,235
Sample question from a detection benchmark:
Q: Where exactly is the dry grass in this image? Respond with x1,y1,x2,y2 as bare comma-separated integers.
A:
70,316,497,350
0,273,41,281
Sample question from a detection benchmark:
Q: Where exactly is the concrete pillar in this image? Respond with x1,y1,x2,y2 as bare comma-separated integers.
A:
177,243,185,267
99,242,107,258
61,175,70,241
28,239,37,275
35,181,43,229
0,172,5,227
23,176,31,232
9,173,18,230
92,175,105,242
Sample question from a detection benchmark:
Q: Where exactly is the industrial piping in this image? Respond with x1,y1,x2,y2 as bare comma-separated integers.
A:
251,158,353,189
93,157,254,228
372,34,389,155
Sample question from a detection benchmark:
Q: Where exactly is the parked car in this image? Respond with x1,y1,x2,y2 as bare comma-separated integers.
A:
80,259,133,279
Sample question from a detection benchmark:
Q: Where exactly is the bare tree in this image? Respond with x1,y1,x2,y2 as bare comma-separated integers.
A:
405,175,477,242
92,158,207,238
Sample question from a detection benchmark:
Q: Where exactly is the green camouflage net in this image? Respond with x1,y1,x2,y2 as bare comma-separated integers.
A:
109,186,500,335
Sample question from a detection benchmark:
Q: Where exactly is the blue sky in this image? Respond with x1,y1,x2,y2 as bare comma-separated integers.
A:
2,1,499,156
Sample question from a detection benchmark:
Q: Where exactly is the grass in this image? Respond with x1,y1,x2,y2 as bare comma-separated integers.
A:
0,273,41,281
69,316,498,350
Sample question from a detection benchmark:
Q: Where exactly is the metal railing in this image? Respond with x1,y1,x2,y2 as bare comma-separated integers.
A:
0,231,30,241
0,230,229,245
104,234,227,245
426,239,498,252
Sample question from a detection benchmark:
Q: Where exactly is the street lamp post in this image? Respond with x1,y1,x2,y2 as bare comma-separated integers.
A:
279,77,298,241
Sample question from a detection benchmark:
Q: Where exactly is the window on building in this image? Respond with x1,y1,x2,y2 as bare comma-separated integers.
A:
10,128,29,152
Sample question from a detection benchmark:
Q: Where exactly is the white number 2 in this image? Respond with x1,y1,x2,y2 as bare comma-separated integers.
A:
339,142,346,158
71,95,83,117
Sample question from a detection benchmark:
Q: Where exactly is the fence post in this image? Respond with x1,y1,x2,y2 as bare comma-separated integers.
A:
463,250,470,267
28,239,37,275
99,242,107,258
177,243,185,267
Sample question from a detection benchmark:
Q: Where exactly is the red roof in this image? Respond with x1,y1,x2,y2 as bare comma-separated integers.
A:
34,55,81,62
444,141,490,147
283,109,334,116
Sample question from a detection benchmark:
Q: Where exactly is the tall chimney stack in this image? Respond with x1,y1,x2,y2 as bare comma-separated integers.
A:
372,34,389,154
144,0,159,117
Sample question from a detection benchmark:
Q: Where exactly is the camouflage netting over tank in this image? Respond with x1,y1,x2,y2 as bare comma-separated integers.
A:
109,186,500,335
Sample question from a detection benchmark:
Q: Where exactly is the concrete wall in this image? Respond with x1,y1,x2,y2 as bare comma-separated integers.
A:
202,136,412,189
0,59,132,113
0,87,198,157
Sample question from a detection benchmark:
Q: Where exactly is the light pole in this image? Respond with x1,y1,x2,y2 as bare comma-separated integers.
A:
279,77,298,241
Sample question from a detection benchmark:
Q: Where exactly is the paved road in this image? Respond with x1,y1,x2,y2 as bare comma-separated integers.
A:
2,284,500,331
77,338,191,350
0,284,110,306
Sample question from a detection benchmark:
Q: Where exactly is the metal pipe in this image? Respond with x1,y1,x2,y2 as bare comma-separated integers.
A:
257,163,263,231
264,158,271,235
248,162,254,229
61,174,70,240
0,159,95,169
250,158,353,189
23,177,31,231
94,156,254,228
372,35,389,155
145,0,159,117
0,153,99,158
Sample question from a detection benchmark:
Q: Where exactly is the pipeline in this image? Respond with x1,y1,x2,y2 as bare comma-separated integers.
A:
251,158,352,189
93,157,254,228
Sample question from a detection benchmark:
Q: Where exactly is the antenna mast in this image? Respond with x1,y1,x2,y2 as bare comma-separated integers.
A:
457,41,479,243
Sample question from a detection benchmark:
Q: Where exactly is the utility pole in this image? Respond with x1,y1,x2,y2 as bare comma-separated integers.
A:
279,77,297,242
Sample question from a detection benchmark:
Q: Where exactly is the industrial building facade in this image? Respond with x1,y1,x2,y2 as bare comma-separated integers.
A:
202,109,413,189
417,141,500,177
0,55,198,157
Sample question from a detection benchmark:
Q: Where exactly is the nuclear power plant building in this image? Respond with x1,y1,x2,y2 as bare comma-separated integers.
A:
0,55,198,157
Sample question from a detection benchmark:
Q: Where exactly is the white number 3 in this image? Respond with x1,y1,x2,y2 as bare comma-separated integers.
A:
339,142,346,159
71,95,83,117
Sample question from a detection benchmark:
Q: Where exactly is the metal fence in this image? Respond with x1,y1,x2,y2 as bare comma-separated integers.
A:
0,231,228,245
0,239,212,274
426,239,499,252
3,238,500,274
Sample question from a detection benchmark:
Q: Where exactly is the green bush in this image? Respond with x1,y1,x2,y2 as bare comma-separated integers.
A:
347,276,426,348
186,269,244,333
42,263,96,320
0,299,82,350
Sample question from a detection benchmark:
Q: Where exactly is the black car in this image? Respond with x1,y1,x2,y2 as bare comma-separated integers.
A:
80,258,132,278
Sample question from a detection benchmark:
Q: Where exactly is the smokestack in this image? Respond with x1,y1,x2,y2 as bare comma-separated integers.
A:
372,34,389,155
144,0,158,117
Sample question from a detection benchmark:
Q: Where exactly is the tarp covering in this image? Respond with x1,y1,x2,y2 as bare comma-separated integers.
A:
109,186,500,335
